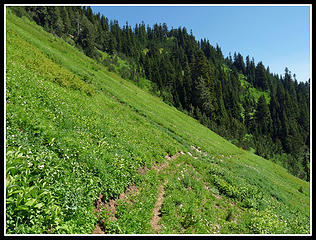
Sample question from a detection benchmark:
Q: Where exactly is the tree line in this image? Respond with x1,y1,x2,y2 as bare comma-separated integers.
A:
9,6,310,181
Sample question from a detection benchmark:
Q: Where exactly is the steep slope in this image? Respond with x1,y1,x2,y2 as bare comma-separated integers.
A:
5,9,310,234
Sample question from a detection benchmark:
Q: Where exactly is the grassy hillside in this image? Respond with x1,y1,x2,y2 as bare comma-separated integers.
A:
5,9,310,234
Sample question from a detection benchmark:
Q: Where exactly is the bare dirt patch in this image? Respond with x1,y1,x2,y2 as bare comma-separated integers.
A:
105,199,117,221
153,160,168,172
214,194,222,199
94,193,117,221
92,194,106,234
137,165,149,175
153,151,184,172
92,222,105,234
92,184,139,234
119,185,139,205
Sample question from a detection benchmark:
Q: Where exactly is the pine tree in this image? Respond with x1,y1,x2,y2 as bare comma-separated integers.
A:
47,6,64,37
255,62,268,90
60,6,71,35
77,16,98,59
254,95,272,135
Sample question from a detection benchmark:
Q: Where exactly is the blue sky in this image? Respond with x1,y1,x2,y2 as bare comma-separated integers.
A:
91,5,311,82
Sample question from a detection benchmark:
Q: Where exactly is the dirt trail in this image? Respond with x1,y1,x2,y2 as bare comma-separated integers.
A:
150,179,168,233
150,151,185,233
92,151,185,234
91,147,230,234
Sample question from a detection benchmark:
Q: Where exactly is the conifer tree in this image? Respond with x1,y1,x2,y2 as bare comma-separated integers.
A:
254,95,272,135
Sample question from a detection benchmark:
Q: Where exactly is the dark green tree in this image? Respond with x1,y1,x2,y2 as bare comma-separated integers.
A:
254,95,272,135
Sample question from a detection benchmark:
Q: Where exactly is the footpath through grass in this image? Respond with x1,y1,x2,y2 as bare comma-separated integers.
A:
5,9,310,234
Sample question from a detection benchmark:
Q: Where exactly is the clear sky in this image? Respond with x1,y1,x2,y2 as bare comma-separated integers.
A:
91,5,311,82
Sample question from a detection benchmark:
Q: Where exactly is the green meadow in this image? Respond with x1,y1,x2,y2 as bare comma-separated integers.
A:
5,9,310,234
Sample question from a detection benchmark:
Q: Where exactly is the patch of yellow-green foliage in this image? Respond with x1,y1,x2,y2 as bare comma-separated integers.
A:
6,8,310,234
239,74,270,104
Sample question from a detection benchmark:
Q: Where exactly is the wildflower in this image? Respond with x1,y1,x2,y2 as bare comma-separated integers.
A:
38,165,44,169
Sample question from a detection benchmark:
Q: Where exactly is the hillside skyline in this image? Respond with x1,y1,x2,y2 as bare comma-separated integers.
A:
91,4,311,83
